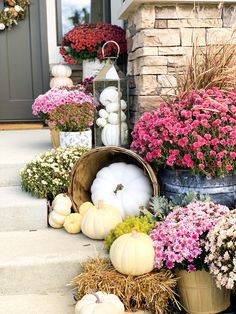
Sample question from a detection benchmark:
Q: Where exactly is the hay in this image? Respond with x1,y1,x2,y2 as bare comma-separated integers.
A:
70,257,178,314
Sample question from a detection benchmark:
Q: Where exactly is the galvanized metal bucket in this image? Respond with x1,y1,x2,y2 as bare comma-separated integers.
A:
157,169,236,209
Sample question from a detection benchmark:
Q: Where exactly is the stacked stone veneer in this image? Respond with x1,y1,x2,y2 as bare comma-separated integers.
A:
126,3,236,123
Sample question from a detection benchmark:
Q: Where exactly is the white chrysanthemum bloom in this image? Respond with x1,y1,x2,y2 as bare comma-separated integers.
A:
14,5,23,12
0,23,5,30
4,8,9,12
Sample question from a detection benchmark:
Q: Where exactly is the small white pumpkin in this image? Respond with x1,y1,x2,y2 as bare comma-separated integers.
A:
101,124,128,146
48,212,62,229
79,201,93,216
120,111,126,122
63,213,82,234
91,162,152,218
121,100,127,110
108,113,119,125
51,64,72,78
52,193,72,215
99,86,120,106
98,109,109,119
110,232,155,276
106,102,120,113
96,117,107,127
81,200,122,240
50,77,73,88
75,291,125,314
49,194,72,228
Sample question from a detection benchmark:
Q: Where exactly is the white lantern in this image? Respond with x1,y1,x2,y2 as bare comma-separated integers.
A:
93,41,129,147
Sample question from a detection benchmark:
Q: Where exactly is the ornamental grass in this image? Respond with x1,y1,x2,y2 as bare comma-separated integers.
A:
177,40,236,92
70,257,178,314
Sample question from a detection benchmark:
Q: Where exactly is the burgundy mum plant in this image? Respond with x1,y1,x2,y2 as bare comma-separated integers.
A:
60,22,127,64
131,88,236,177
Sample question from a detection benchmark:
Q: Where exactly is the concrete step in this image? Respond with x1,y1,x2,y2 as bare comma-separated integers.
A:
0,186,48,231
0,228,106,295
0,129,51,186
0,292,75,314
0,292,150,314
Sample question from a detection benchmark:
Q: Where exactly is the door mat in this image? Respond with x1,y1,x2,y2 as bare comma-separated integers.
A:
0,123,44,130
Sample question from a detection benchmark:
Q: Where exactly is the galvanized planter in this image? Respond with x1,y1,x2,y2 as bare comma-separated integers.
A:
157,169,236,209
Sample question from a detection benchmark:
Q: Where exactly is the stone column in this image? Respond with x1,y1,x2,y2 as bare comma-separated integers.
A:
120,0,236,124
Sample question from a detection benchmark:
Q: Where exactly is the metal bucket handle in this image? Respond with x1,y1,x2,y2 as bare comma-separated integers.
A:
102,40,120,60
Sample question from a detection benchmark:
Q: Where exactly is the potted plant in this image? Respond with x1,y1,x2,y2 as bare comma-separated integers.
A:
150,200,231,314
48,101,96,148
205,209,236,290
131,87,236,208
32,85,94,147
59,22,127,79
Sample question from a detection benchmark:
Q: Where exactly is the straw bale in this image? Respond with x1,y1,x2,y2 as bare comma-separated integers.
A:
70,257,178,314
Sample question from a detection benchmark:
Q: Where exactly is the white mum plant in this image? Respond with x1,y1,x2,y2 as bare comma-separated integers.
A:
205,209,236,290
20,146,88,200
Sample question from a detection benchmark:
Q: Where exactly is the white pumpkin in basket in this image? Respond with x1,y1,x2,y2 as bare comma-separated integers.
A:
91,162,152,218
110,231,155,276
75,291,125,314
81,200,122,239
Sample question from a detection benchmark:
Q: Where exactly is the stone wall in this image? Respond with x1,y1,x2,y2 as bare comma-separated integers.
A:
125,2,236,124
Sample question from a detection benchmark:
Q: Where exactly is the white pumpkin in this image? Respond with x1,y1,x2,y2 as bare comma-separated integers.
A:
49,193,72,228
75,291,125,314
63,213,82,234
108,113,119,125
91,162,152,218
79,201,93,216
96,117,107,127
51,64,72,78
98,109,109,119
121,100,127,110
110,232,155,276
48,212,62,229
106,102,120,113
81,200,122,240
52,193,72,215
99,86,120,106
50,77,73,88
101,123,128,146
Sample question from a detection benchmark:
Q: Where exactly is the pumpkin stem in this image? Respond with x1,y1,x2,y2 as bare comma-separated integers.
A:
97,200,105,209
93,292,102,304
114,184,124,194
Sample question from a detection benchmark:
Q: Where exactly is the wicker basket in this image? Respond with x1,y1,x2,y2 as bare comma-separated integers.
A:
68,146,159,212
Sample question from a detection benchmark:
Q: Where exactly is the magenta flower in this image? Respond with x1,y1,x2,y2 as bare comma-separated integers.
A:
131,88,236,177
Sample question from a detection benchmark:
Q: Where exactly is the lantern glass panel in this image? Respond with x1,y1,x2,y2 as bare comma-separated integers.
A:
93,62,129,147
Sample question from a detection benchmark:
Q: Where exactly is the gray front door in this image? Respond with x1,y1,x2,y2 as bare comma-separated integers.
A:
0,0,49,121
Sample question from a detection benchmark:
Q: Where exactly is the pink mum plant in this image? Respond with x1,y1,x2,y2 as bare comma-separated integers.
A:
150,201,229,272
131,87,236,177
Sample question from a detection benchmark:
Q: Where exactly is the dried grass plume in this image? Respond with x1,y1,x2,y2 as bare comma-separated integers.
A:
177,35,236,93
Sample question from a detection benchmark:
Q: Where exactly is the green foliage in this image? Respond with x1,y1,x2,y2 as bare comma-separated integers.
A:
104,215,155,251
149,192,211,221
20,146,88,200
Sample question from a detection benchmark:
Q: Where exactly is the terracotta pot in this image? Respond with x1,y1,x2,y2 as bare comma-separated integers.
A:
175,270,230,314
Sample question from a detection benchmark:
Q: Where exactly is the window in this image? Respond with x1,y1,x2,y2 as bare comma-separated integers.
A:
56,0,111,44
